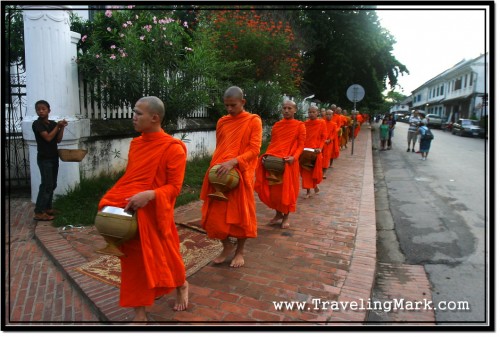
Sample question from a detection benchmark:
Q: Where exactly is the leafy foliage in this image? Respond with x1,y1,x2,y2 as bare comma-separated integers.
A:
5,5,25,67
74,7,223,125
296,7,409,112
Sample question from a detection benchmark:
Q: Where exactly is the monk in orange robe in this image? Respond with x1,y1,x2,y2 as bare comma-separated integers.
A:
98,96,188,322
354,111,363,138
300,105,327,198
332,106,344,154
322,109,338,177
200,86,262,268
255,100,306,229
342,110,352,148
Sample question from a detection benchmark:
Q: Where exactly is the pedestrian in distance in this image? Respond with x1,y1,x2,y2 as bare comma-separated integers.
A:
386,114,396,150
200,86,263,268
32,100,68,221
407,110,421,152
379,118,389,151
98,96,189,321
417,121,433,160
255,100,306,229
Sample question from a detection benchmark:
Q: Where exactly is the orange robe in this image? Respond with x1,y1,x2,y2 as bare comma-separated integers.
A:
343,116,352,145
200,111,262,239
98,131,187,307
322,119,337,168
255,119,306,214
354,114,364,138
301,119,327,189
332,114,344,152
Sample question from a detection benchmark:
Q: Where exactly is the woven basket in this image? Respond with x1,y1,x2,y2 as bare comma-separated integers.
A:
58,149,88,162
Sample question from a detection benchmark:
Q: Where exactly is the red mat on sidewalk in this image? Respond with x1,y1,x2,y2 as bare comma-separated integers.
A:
74,224,221,288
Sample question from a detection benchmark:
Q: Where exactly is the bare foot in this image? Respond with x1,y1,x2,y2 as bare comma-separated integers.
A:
268,215,283,225
303,193,312,199
173,281,189,311
314,187,320,194
132,307,148,322
213,242,235,264
230,253,245,268
281,221,290,229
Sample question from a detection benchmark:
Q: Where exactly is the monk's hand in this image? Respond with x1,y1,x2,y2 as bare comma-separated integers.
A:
124,190,155,211
216,158,238,178
284,156,294,164
315,148,321,153
325,139,331,144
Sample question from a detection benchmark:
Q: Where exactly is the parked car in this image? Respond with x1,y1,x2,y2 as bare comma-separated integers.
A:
451,119,485,138
425,114,444,128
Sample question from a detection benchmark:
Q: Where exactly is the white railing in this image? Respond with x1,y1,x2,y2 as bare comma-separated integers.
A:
78,76,209,120
78,78,134,120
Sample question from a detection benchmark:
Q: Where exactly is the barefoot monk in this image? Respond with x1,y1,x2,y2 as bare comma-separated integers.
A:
255,100,306,229
300,105,327,198
98,96,189,322
200,86,262,268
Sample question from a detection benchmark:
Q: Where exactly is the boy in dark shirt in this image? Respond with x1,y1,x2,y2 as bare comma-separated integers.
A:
32,100,67,221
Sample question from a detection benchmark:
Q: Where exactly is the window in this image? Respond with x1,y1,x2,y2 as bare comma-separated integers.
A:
465,75,468,87
470,73,473,85
454,78,462,90
440,85,444,95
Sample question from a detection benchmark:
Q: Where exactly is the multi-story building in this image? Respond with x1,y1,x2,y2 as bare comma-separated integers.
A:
391,53,488,124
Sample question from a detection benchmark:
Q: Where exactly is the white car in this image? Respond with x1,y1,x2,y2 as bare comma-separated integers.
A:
425,114,443,128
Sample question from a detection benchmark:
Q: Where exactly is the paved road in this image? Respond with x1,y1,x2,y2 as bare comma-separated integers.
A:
373,122,487,323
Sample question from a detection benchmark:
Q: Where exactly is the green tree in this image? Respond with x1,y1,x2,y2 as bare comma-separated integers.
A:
199,8,304,124
295,7,408,112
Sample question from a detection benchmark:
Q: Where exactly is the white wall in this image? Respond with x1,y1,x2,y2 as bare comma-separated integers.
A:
80,129,216,179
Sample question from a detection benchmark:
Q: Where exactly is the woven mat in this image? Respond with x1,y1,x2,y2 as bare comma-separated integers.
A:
74,224,221,288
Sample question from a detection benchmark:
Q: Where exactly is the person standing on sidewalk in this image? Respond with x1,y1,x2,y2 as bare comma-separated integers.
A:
32,100,67,221
200,86,262,268
379,118,390,150
407,110,421,152
98,96,189,321
386,114,396,150
417,121,433,160
255,100,306,229
301,105,327,198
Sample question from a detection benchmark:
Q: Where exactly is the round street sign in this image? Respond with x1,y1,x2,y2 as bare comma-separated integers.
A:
346,84,365,102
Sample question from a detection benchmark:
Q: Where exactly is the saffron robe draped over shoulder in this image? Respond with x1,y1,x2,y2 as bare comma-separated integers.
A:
98,131,187,307
255,119,306,214
322,119,339,167
300,119,327,189
200,111,262,239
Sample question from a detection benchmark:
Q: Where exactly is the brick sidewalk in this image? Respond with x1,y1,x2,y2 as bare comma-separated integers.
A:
5,125,379,327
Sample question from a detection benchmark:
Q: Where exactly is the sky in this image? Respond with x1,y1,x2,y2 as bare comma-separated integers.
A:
376,6,488,96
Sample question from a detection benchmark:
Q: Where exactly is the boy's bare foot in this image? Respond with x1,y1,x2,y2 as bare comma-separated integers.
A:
303,193,312,199
281,221,290,229
314,186,320,194
230,253,245,268
174,281,189,311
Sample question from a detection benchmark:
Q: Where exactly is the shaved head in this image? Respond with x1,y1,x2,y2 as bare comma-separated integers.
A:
223,86,244,100
137,96,165,121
